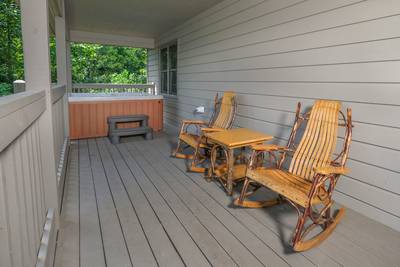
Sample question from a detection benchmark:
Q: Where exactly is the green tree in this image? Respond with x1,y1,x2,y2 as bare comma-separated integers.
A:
0,1,147,96
50,37,57,83
70,43,147,84
0,0,23,96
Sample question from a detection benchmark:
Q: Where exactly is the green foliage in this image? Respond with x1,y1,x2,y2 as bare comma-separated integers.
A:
0,0,23,95
70,43,147,84
0,83,12,96
50,37,57,83
0,1,147,97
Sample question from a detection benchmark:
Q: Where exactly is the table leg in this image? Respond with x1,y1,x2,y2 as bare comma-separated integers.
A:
226,149,235,195
206,144,217,181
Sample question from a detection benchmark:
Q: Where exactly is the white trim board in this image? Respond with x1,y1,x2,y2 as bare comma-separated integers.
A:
69,30,155,48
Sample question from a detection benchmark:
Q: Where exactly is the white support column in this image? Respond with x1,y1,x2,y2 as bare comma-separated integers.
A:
55,15,70,136
64,0,73,93
66,41,73,92
56,16,67,85
20,0,60,224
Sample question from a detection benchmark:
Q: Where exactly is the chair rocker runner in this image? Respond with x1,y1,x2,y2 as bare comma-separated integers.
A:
235,100,353,251
172,92,237,172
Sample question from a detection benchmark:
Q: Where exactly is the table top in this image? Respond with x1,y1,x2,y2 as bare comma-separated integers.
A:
205,128,273,148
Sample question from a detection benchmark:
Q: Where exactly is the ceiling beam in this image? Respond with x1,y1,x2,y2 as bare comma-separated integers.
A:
69,30,155,48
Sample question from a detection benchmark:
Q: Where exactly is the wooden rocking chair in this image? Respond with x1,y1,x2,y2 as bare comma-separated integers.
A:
234,100,353,251
172,91,237,172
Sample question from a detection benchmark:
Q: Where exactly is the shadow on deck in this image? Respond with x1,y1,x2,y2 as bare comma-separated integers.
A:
54,133,400,267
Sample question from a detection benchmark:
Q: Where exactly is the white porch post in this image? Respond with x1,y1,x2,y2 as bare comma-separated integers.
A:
66,41,73,92
55,15,70,136
20,0,60,225
56,16,67,85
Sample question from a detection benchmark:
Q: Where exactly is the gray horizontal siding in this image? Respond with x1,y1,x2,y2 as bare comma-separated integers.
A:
151,0,400,231
147,49,159,89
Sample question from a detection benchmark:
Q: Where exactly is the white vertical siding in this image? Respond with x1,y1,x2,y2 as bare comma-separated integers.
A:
148,0,400,231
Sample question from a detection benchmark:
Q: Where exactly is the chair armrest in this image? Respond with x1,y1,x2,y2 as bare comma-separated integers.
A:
314,165,350,175
251,144,289,152
182,119,207,125
201,127,224,133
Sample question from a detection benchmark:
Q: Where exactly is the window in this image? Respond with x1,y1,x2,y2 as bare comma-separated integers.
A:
160,42,177,95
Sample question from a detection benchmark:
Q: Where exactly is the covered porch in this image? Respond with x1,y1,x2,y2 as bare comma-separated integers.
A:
0,0,399,266
55,135,400,267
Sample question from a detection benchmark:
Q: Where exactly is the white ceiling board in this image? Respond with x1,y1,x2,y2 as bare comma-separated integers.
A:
66,0,224,39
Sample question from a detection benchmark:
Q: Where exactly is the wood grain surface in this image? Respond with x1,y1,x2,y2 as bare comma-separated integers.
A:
69,99,163,139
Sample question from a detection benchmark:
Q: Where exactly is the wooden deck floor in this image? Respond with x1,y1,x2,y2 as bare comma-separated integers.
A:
54,134,400,267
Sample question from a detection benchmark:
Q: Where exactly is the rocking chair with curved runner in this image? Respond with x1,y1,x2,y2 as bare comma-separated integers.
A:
172,91,237,172
234,100,353,251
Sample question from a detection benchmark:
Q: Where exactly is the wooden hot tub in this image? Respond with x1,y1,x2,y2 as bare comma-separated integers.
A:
68,93,163,139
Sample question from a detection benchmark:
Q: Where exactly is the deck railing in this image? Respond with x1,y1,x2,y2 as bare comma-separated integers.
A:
72,83,157,94
51,84,69,204
0,85,68,267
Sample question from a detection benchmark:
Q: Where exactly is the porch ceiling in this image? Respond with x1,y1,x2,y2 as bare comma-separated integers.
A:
66,0,224,39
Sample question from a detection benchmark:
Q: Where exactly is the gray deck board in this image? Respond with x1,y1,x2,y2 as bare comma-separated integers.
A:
146,138,330,267
104,138,184,267
87,139,132,267
96,138,158,267
78,140,106,267
117,143,211,267
130,141,291,267
150,136,400,267
118,142,237,266
55,134,400,267
54,144,79,267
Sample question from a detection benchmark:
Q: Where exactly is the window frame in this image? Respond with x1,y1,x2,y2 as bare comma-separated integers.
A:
159,41,178,96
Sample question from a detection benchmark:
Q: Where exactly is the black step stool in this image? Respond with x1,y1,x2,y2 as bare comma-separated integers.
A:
107,114,153,144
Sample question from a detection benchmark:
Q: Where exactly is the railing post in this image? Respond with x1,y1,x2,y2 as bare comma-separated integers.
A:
152,81,158,95
13,80,26,93
20,0,60,229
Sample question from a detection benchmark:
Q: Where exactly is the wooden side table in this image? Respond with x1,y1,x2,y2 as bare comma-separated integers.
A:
205,128,273,195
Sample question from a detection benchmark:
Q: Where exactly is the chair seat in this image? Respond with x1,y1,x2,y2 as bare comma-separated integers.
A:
179,133,207,148
246,167,327,207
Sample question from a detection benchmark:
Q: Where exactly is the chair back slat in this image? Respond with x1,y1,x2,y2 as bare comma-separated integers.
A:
211,91,236,129
289,100,341,181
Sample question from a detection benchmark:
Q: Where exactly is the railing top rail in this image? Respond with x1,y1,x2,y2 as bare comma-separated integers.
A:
51,83,66,90
72,83,155,89
51,84,67,104
0,90,46,152
0,90,45,119
71,83,157,95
